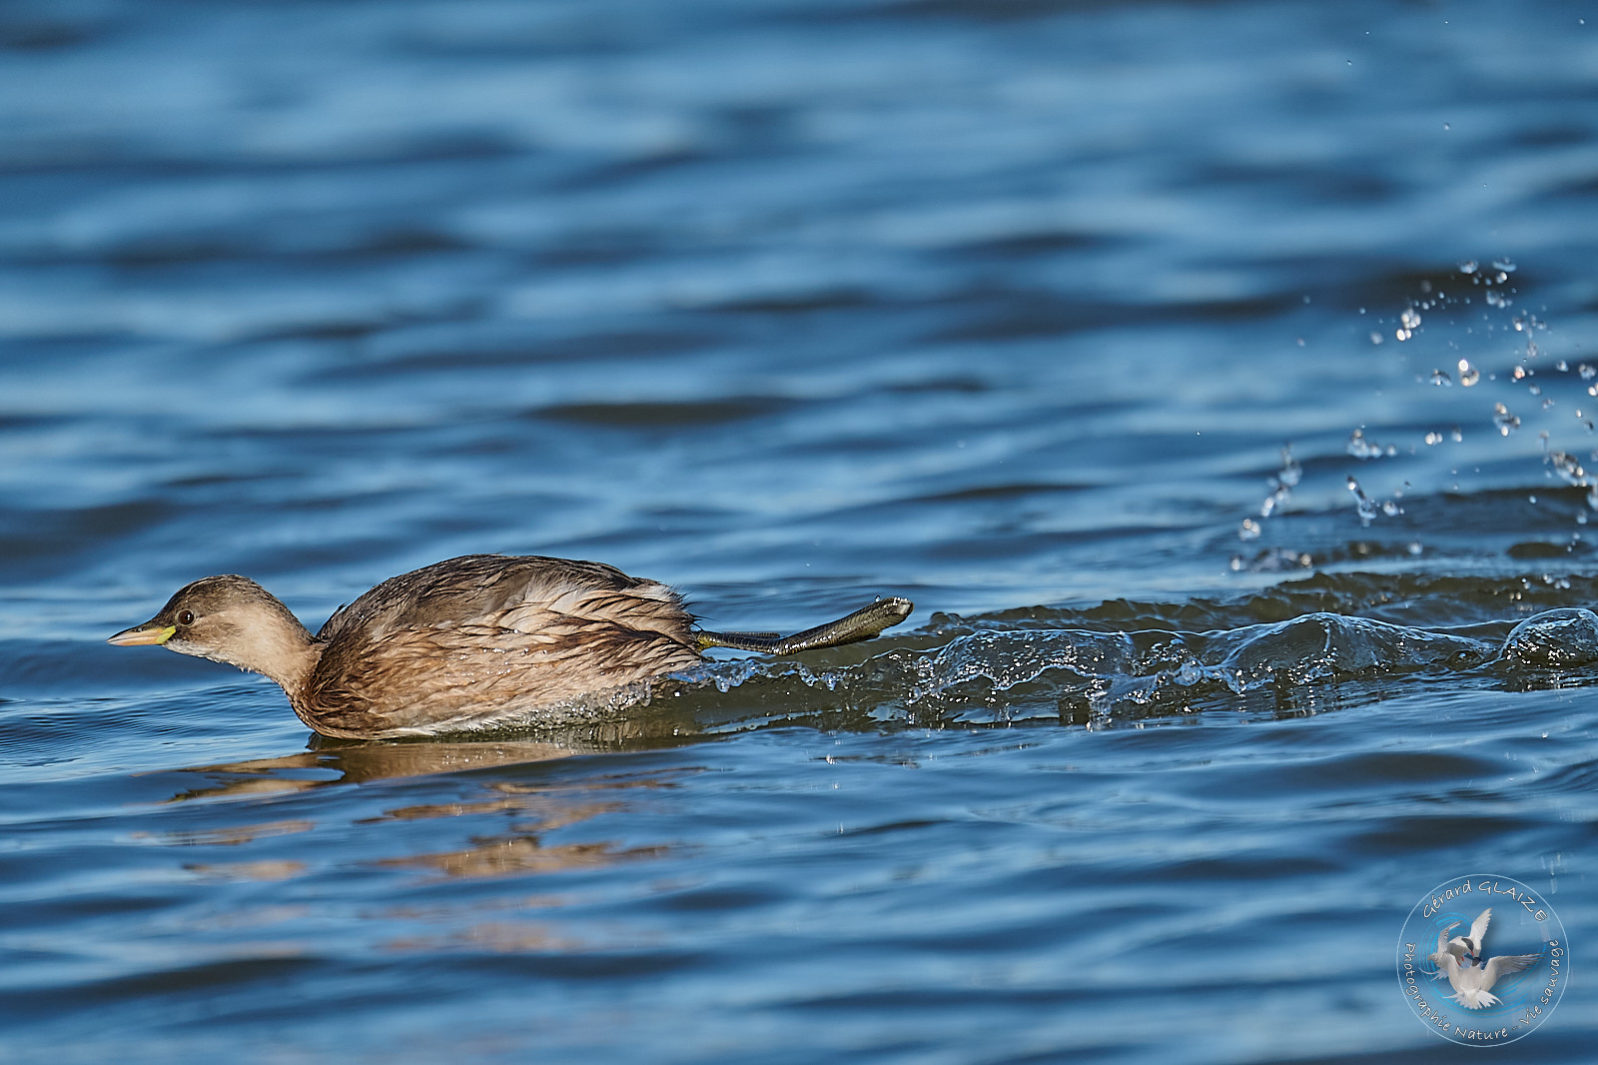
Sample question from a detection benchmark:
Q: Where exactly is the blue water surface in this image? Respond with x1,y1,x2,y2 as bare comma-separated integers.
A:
2,1,1597,1062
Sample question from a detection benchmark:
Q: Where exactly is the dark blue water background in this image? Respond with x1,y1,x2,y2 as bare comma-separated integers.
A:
3,1,1597,1061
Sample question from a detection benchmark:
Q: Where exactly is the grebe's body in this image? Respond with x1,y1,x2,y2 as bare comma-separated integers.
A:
109,554,911,739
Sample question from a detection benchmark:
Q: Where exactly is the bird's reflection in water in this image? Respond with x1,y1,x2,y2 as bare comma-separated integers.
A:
154,709,705,883
378,832,667,880
164,704,703,798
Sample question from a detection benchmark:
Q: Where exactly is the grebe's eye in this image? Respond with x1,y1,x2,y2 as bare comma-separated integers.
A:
178,610,195,626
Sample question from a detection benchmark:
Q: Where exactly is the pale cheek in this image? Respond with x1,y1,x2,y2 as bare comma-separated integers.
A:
166,633,237,665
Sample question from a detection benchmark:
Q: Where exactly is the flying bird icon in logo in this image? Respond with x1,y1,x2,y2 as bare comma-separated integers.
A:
1427,908,1541,1009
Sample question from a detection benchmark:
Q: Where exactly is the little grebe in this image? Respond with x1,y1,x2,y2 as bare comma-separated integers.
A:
109,554,912,739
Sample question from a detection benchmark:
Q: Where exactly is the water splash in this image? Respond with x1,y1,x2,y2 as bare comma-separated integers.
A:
1347,428,1395,459
1245,257,1588,555
1347,476,1379,526
1547,450,1586,487
1395,305,1422,342
684,592,1598,728
1500,608,1598,667
1257,445,1301,519
1239,446,1303,544
1229,547,1314,573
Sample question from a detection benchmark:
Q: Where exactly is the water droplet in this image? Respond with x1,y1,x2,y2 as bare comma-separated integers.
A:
1347,477,1379,526
1424,431,1444,446
1492,258,1517,273
1442,122,1451,131
1493,402,1521,436
1239,518,1261,541
1582,364,1597,380
1548,450,1587,486
1346,428,1387,459
1458,260,1479,274
1369,331,1384,346
1458,359,1480,386
1275,446,1302,488
1256,447,1301,520
1429,368,1452,386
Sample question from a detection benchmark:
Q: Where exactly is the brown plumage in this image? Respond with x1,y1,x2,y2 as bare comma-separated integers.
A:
108,554,913,739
